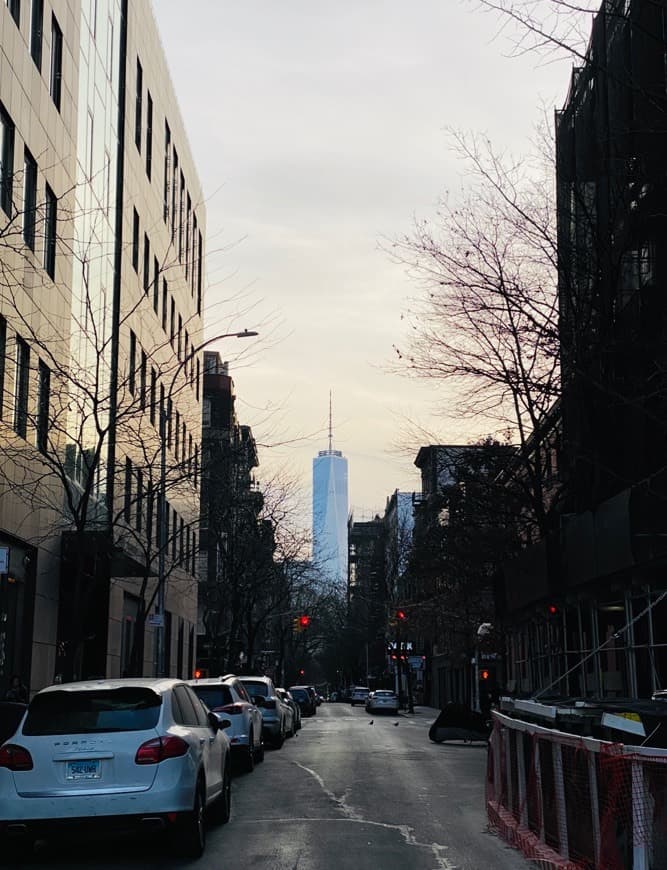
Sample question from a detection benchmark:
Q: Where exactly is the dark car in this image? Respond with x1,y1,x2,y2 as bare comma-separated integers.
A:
0,701,27,744
288,685,317,717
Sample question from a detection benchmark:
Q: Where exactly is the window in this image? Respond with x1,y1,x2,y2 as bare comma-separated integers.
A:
0,316,6,419
143,233,150,293
49,15,63,111
191,214,198,293
202,398,211,427
191,532,197,576
23,148,37,251
6,0,20,27
0,105,15,217
167,397,172,448
194,444,199,487
197,230,203,315
163,122,171,223
30,0,43,70
124,457,132,522
135,469,143,532
161,279,167,331
132,208,139,272
13,336,30,439
139,350,147,410
185,194,191,278
177,314,182,360
43,184,57,279
171,148,178,241
129,330,136,394
178,171,185,261
175,411,180,459
150,367,157,424
195,357,200,401
172,511,177,559
145,91,153,179
179,517,184,564
86,111,94,179
152,256,159,312
36,360,50,453
170,297,175,347
135,58,142,151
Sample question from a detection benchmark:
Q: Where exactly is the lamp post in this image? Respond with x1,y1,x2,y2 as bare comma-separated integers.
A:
155,328,258,677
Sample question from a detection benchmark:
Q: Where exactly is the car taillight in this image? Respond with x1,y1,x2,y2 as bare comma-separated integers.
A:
0,744,33,771
135,735,188,765
263,699,276,710
214,704,244,715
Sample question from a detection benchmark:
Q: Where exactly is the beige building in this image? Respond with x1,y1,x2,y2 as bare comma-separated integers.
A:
0,0,205,694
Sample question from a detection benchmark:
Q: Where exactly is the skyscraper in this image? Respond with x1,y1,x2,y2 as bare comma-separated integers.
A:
312,396,349,589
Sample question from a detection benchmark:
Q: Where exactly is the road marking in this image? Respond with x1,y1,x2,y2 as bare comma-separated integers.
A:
292,761,457,870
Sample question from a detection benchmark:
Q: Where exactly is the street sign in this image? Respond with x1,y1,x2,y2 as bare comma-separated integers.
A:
0,547,8,574
147,613,164,627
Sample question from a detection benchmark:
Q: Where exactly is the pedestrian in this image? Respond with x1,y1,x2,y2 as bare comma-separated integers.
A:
5,675,28,703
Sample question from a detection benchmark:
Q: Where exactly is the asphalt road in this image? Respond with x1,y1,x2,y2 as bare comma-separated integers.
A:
13,703,529,870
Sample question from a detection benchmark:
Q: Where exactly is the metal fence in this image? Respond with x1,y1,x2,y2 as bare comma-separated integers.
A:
487,711,667,869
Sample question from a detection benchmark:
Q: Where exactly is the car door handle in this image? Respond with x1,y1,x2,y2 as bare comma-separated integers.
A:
199,737,205,746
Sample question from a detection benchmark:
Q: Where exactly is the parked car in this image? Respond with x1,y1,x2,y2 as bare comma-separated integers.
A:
365,690,400,715
309,686,322,707
0,701,27,745
276,688,301,733
0,679,232,859
288,685,317,717
350,686,370,707
188,675,264,772
238,676,287,748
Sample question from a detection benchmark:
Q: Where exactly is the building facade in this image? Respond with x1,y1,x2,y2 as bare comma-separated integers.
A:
312,418,348,590
0,0,205,694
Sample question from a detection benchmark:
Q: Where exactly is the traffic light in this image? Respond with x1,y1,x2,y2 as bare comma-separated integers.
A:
396,609,407,621
480,669,490,681
547,603,559,617
298,668,305,677
298,615,310,629
193,668,208,679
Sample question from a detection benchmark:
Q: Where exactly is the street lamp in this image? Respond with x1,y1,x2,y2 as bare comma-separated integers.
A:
155,328,258,677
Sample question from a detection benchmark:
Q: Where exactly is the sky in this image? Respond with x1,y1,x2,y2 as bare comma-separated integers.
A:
152,0,573,524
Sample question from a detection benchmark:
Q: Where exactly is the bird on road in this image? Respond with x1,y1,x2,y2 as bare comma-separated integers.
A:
368,720,374,725
393,721,399,726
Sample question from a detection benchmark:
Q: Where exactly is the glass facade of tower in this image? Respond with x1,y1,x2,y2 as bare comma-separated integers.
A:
312,449,348,589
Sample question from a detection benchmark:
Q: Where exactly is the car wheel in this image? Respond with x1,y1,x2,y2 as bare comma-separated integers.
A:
210,760,232,825
242,732,255,773
177,784,206,859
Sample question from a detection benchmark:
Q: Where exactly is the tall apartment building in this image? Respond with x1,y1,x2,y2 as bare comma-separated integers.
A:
0,0,205,694
312,400,348,590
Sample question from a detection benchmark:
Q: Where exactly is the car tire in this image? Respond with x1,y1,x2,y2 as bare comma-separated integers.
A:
210,760,232,825
177,784,206,859
272,726,285,749
242,733,255,773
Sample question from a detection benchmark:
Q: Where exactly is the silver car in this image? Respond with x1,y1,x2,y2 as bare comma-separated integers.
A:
188,675,264,772
238,676,287,748
365,689,400,715
0,679,232,859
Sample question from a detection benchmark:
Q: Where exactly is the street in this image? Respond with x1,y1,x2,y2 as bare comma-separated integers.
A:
12,703,528,870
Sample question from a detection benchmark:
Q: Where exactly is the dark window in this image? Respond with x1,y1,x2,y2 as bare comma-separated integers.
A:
23,148,37,251
191,532,196,576
177,314,182,360
163,122,171,223
191,685,235,713
161,279,168,331
23,688,161,735
135,468,143,532
129,330,136,394
124,457,132,522
49,15,63,111
6,0,20,26
178,171,185,261
0,105,15,217
172,685,199,728
152,256,159,312
197,230,203,315
139,349,147,410
167,397,172,448
171,148,178,241
187,627,194,680
176,619,184,678
164,610,172,675
143,233,150,294
13,336,29,439
43,183,57,278
172,511,177,559
179,517,184,564
150,367,157,425
145,91,152,179
191,214,198,294
185,194,191,278
170,297,175,347
174,410,180,459
132,208,139,272
135,58,142,151
30,0,43,69
194,444,199,487
0,316,6,419
196,357,200,401
36,360,50,453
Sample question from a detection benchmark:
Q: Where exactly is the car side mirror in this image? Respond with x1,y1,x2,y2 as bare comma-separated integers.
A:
217,718,231,730
208,711,221,731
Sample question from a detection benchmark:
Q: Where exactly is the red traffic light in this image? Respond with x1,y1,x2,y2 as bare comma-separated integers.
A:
299,615,311,628
298,668,305,676
194,669,202,680
480,669,490,680
547,603,559,616
395,609,407,621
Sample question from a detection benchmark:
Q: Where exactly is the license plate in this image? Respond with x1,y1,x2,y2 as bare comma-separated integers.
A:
66,759,101,780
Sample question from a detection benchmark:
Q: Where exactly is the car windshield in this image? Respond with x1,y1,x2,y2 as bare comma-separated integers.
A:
241,681,269,698
191,685,234,711
289,688,307,699
23,688,161,735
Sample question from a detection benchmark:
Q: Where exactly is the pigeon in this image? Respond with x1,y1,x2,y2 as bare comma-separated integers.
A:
368,720,374,725
393,721,399,726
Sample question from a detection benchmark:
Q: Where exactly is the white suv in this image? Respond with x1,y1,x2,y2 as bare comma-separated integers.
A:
188,675,264,772
0,679,232,859
350,686,371,706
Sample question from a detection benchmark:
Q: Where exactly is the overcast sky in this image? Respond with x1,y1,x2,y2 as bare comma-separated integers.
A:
153,0,572,522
